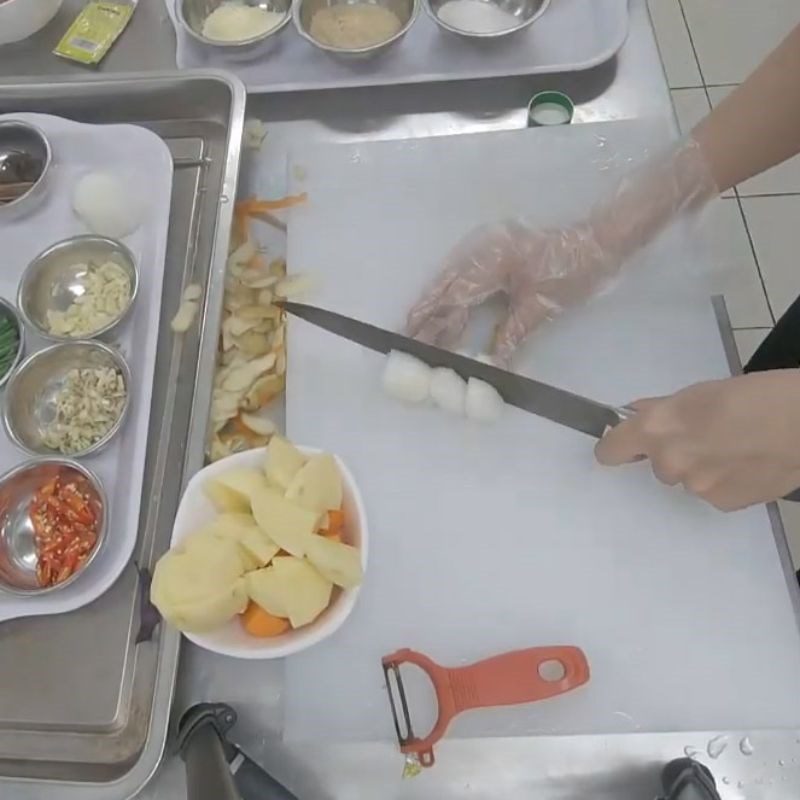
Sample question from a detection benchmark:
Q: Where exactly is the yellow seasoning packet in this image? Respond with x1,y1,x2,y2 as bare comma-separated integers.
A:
54,2,137,66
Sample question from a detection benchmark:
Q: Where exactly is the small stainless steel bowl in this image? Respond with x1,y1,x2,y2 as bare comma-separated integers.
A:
0,119,51,216
294,0,418,58
17,235,138,343
0,458,106,596
0,297,25,390
425,0,548,39
3,341,131,459
177,0,292,51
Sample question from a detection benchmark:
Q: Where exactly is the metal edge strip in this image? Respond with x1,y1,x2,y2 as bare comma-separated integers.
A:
114,69,247,799
711,294,800,621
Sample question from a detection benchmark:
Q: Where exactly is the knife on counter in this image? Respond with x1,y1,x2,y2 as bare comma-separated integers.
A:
279,301,632,438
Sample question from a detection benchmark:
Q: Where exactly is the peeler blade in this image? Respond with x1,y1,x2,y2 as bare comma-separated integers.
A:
383,661,415,746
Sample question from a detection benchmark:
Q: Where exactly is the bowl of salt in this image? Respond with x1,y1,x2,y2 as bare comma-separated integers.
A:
425,0,549,39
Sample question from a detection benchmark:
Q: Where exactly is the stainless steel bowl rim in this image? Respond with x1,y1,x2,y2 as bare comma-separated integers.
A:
2,340,132,459
293,0,420,55
0,119,52,211
0,296,25,390
423,0,549,38
176,0,293,48
0,456,107,597
16,234,139,343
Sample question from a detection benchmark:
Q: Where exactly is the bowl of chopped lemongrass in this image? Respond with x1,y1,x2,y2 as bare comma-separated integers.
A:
3,341,130,459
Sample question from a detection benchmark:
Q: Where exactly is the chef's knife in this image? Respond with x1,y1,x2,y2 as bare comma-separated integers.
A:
278,301,632,438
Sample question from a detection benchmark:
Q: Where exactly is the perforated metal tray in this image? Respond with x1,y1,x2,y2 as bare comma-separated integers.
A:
0,71,245,798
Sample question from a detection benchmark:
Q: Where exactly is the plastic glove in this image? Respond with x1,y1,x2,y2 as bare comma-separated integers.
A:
407,137,718,365
595,370,800,511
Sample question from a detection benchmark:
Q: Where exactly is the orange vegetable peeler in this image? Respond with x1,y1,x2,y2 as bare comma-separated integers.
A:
382,646,590,767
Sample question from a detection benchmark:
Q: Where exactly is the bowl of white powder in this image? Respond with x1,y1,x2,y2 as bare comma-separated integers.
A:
178,0,292,51
294,0,419,58
426,0,548,39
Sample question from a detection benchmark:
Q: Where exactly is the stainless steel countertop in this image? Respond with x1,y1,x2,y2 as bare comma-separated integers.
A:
5,1,800,798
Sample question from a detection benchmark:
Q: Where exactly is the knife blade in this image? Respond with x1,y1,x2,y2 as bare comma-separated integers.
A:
279,301,630,438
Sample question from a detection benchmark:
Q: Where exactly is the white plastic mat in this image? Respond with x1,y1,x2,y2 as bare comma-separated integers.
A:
0,113,173,621
282,121,800,740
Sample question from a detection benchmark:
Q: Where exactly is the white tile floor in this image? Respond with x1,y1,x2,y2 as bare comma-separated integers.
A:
649,0,800,563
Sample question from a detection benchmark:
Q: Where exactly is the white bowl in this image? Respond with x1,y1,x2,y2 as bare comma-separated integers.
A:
0,0,63,46
169,445,368,659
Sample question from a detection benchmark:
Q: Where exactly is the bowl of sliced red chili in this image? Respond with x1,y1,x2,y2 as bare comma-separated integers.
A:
0,458,105,594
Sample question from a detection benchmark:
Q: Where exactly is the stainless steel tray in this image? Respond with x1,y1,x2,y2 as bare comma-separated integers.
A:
164,0,629,94
0,71,245,796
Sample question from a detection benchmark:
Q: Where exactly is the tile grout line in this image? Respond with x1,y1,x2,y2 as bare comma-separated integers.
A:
734,197,777,325
735,192,800,200
673,2,777,325
676,0,706,84
670,83,740,91
673,0,739,202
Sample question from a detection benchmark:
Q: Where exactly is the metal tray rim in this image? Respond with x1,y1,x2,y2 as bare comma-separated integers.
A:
0,69,246,797
165,0,630,94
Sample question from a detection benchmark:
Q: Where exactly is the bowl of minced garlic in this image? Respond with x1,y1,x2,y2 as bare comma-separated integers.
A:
294,0,418,56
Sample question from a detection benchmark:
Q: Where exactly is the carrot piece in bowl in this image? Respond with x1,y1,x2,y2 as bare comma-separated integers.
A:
241,602,291,637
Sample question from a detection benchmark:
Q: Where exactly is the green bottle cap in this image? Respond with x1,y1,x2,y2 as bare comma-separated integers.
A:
527,91,574,127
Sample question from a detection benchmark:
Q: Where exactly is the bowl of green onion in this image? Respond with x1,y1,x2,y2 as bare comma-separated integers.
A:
0,297,24,388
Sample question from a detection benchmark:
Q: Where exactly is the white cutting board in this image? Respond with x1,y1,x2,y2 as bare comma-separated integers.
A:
284,121,800,742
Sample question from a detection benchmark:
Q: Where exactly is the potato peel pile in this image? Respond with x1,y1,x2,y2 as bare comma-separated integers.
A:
204,194,311,462
152,437,363,636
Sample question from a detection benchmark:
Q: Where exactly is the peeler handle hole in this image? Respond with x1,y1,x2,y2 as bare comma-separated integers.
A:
538,659,566,682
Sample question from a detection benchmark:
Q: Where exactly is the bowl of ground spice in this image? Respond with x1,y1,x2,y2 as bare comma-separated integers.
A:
294,0,418,57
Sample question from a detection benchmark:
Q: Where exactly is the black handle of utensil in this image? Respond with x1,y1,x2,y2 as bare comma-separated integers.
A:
232,751,300,800
183,723,241,800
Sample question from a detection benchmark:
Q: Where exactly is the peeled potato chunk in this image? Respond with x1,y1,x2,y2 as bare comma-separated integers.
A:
265,436,307,490
304,534,363,589
285,453,342,515
214,467,271,506
209,512,258,531
204,479,249,513
164,579,248,633
245,563,291,618
151,534,249,632
181,529,251,581
237,526,280,567
247,557,332,628
251,487,318,557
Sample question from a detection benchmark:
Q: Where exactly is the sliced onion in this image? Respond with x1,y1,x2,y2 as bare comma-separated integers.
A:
382,351,431,404
430,367,466,415
465,377,505,423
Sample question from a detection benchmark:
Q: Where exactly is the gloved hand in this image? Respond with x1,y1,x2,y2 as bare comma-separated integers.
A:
406,220,614,366
407,137,718,365
595,370,800,511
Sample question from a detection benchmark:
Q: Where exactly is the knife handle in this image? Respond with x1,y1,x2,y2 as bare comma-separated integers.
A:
603,405,636,435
